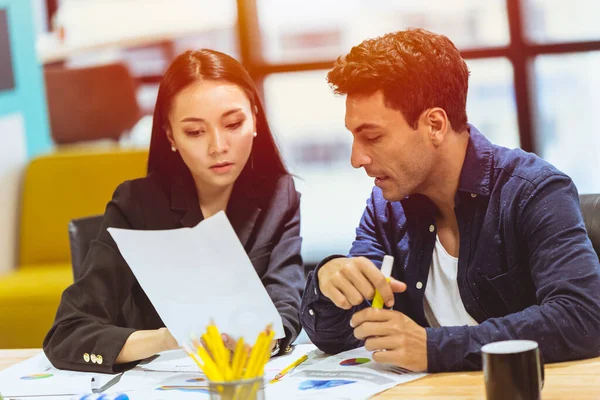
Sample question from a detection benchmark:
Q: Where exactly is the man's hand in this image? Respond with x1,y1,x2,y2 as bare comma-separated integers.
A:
318,257,407,309
351,308,428,372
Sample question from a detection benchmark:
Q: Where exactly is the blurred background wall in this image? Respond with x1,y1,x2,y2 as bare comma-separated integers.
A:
0,0,599,347
0,0,50,275
33,0,598,264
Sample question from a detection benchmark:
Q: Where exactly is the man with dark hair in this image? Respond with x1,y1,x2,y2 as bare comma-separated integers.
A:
300,28,600,372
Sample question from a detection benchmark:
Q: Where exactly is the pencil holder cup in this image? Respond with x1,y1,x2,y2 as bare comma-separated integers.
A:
208,376,265,400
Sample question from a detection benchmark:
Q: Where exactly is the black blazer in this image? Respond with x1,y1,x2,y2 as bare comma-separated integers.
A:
43,172,304,373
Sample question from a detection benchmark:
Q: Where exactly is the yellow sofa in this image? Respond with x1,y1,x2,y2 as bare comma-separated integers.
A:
0,149,148,348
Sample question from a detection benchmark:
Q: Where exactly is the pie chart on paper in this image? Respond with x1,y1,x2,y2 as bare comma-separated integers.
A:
340,357,371,366
20,374,53,380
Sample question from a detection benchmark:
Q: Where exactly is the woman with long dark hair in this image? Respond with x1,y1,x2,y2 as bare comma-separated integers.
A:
43,50,304,373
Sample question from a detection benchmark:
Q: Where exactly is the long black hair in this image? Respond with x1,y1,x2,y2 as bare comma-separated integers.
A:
147,50,287,189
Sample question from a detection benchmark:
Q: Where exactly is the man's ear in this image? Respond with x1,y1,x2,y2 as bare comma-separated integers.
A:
421,108,449,146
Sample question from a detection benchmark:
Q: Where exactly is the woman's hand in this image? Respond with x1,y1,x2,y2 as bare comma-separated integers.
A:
159,327,180,352
116,327,180,364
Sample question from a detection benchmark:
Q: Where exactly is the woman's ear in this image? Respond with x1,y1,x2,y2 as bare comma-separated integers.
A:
164,125,175,146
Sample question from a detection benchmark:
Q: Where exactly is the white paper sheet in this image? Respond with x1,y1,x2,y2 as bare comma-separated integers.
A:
0,346,424,399
107,211,284,345
106,369,210,398
0,352,118,398
265,347,428,400
107,345,319,399
138,349,199,373
263,344,318,381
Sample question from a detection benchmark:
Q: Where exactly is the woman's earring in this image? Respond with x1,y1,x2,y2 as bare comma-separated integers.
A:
253,132,257,137
171,145,177,152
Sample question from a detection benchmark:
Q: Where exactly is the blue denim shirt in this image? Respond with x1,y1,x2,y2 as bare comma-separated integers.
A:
300,125,600,372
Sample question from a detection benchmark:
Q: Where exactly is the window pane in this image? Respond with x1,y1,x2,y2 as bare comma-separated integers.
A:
523,0,600,43
57,0,237,49
257,0,510,64
466,58,519,149
53,0,238,119
53,0,238,72
263,61,518,262
533,52,600,194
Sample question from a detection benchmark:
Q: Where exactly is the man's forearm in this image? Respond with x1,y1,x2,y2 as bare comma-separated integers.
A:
426,300,600,372
300,269,365,354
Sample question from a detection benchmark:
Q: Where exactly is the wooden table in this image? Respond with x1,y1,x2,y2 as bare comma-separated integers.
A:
2,349,599,399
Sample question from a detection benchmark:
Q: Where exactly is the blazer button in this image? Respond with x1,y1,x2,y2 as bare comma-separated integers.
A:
416,281,423,290
429,225,435,233
83,353,90,363
91,354,97,364
97,355,103,365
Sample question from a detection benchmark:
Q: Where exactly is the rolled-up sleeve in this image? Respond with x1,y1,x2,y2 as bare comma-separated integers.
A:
301,189,388,354
43,181,143,373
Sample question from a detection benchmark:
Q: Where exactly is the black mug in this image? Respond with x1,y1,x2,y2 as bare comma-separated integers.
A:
481,340,544,400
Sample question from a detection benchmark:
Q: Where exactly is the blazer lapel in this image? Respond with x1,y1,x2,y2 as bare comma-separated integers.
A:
227,178,262,249
228,199,262,250
169,176,203,228
169,175,262,248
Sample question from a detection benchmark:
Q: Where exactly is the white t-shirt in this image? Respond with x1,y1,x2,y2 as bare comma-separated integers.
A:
423,235,479,328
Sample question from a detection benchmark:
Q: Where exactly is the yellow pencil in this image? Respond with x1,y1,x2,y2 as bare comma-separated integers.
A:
184,345,223,382
270,354,308,383
243,331,267,379
203,328,232,381
197,344,224,381
201,333,215,358
231,337,245,380
190,332,202,349
207,324,230,366
247,327,273,400
183,345,205,371
189,322,279,386
256,328,275,377
234,342,250,380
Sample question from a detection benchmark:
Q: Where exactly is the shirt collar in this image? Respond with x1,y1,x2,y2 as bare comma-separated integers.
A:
457,124,494,197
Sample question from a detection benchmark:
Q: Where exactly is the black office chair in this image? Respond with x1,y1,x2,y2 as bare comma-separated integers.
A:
68,215,104,280
580,194,600,258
